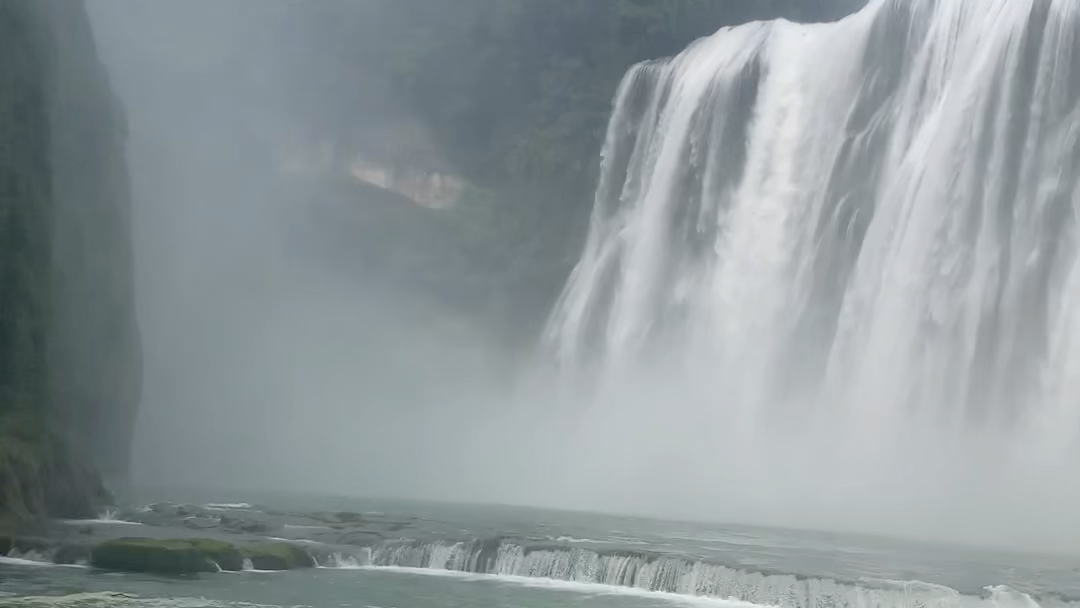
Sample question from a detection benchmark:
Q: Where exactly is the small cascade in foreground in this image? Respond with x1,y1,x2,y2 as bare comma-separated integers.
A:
315,538,1073,608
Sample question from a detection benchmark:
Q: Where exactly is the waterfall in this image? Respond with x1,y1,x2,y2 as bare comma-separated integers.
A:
539,0,1080,537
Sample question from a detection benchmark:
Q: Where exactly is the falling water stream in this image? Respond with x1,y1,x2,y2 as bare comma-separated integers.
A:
543,0,1080,541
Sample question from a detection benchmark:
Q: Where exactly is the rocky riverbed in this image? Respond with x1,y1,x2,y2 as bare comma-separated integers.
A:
0,501,440,573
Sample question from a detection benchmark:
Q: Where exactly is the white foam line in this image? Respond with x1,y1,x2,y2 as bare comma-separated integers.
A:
318,564,364,571
608,537,650,545
0,591,284,608
267,537,322,545
554,536,607,544
357,566,778,608
0,556,54,567
0,556,87,569
61,519,144,525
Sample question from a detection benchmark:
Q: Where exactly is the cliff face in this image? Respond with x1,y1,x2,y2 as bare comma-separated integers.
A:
0,0,140,530
41,0,141,487
278,0,871,349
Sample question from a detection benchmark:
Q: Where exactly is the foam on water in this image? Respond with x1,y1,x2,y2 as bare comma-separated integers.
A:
267,537,322,545
320,552,363,569
308,537,1077,608
554,536,608,544
361,566,773,608
0,556,59,568
61,507,144,526
231,557,285,575
359,566,1056,608
0,592,284,608
62,519,144,526
0,549,88,569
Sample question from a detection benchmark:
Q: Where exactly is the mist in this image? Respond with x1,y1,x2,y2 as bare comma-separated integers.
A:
85,1,521,502
81,0,1080,558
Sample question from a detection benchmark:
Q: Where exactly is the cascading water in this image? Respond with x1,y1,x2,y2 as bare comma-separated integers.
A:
353,538,1073,608
541,0,1080,542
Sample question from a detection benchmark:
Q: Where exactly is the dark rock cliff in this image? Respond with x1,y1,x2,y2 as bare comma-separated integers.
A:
0,0,140,531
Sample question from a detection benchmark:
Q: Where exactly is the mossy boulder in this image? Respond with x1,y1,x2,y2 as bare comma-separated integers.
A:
184,539,244,571
91,538,216,574
91,538,243,574
241,542,314,570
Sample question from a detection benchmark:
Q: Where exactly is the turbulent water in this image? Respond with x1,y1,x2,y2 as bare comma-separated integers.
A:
542,0,1080,543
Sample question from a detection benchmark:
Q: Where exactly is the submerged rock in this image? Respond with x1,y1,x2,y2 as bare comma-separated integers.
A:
240,542,315,570
182,516,221,531
219,515,272,534
335,511,364,524
90,538,243,574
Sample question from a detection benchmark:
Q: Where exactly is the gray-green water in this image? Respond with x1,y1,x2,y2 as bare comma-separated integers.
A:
0,563,728,608
3,493,1079,608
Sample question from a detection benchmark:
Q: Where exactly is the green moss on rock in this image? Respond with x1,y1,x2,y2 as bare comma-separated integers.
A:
90,537,244,574
241,542,314,570
184,538,243,571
